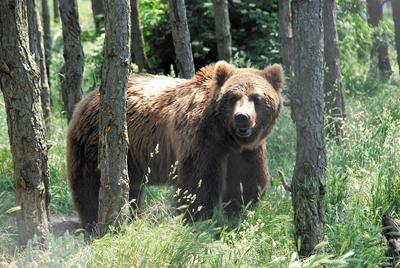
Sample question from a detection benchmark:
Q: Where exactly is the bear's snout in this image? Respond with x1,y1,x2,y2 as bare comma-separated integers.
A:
234,113,250,128
234,112,253,138
233,97,256,130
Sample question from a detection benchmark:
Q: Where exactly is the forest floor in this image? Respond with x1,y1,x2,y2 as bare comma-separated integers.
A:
1,2,400,267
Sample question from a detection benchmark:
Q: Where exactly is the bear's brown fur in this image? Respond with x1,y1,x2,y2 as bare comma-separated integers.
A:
67,61,284,229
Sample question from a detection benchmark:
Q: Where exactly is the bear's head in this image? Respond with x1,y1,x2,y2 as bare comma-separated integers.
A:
214,61,284,150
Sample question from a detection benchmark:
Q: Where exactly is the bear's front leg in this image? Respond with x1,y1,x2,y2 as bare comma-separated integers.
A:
223,144,269,215
175,151,228,222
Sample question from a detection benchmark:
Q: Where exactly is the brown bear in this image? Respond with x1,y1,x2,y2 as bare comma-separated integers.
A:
67,61,284,230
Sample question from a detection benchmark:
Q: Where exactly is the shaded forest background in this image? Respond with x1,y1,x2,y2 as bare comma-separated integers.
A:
77,0,282,89
0,0,399,267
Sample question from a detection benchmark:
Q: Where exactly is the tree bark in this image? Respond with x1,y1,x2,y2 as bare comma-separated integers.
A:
92,0,104,33
290,0,326,257
27,0,51,123
212,0,232,62
41,0,52,82
382,214,400,266
0,0,51,245
168,0,195,78
130,0,148,72
278,0,294,84
91,0,104,33
53,0,59,22
97,0,130,235
366,0,392,76
59,0,84,122
323,0,346,138
392,0,400,75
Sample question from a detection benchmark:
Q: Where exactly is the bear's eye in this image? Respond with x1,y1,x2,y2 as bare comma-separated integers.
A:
252,95,262,105
229,95,239,104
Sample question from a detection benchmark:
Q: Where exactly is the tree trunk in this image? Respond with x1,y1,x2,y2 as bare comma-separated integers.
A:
97,0,130,235
130,0,148,72
53,0,59,22
366,0,392,76
382,214,400,266
27,0,51,123
290,0,326,257
278,0,294,84
392,0,400,75
0,0,51,245
168,0,195,78
91,0,104,33
41,0,52,82
59,0,84,122
323,0,346,138
212,0,232,62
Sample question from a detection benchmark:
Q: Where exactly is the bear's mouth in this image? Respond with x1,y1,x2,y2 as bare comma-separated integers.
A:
235,127,252,138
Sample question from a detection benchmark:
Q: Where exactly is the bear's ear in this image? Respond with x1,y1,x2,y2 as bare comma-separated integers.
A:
214,61,235,86
262,64,284,92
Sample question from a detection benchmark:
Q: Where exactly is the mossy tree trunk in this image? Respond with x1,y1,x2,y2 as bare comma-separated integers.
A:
130,0,148,72
27,0,51,123
212,0,232,62
91,0,104,33
41,0,52,82
290,0,326,257
97,0,131,235
168,0,195,79
0,0,51,245
59,0,84,122
366,0,392,77
278,0,294,88
392,0,400,75
323,0,346,138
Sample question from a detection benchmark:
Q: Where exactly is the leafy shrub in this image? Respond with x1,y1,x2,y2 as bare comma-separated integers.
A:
81,31,104,92
139,0,280,74
337,0,395,93
337,8,373,93
229,0,280,67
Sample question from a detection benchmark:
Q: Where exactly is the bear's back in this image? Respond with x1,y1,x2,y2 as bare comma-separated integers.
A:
125,74,209,184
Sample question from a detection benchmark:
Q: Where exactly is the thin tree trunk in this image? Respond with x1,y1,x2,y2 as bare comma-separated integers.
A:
130,0,148,72
0,0,51,245
323,0,346,138
168,0,195,78
366,0,392,76
41,0,52,82
212,0,232,61
59,0,84,122
27,0,51,123
392,0,400,75
97,0,130,235
278,0,294,84
91,0,104,33
53,0,59,22
290,0,326,257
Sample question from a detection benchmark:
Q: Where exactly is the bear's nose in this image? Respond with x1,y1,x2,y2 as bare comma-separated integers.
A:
234,113,250,127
